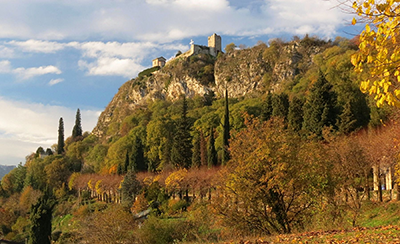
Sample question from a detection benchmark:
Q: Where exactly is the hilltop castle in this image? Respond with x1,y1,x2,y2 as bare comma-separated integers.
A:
152,33,222,68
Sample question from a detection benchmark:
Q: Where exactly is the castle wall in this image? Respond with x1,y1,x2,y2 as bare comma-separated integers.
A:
190,44,212,56
208,33,222,56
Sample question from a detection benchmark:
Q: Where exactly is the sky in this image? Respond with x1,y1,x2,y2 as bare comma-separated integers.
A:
0,0,361,166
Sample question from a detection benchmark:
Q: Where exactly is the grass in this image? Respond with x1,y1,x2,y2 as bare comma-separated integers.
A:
183,200,400,244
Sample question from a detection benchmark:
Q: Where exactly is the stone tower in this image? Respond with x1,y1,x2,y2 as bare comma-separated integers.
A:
208,33,222,57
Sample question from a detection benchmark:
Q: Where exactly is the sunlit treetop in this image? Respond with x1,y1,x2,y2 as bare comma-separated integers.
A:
351,0,400,107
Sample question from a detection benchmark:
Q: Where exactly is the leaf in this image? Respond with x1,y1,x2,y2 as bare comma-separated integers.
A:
352,17,357,25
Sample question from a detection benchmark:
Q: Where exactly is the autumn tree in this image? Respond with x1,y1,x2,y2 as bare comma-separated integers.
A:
57,118,65,155
351,0,400,107
72,108,83,140
216,117,326,234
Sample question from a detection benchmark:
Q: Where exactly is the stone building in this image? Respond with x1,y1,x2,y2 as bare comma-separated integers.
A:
152,33,223,68
187,33,222,57
152,57,166,68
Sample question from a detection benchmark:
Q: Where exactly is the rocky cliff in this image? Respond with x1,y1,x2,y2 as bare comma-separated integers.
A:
93,38,330,139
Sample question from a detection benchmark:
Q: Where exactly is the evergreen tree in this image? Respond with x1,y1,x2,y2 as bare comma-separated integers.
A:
171,96,192,169
130,137,147,172
124,150,130,173
45,148,53,156
121,171,142,208
192,134,201,168
208,127,217,168
288,97,304,132
222,89,230,165
28,193,55,244
302,72,338,137
200,131,207,167
57,118,65,155
338,100,357,134
272,93,289,119
72,108,83,139
261,93,273,121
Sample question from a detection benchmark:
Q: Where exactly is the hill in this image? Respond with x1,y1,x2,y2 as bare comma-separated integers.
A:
1,35,398,243
0,165,15,180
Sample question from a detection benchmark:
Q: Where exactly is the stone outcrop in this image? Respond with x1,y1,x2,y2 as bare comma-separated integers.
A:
93,39,330,139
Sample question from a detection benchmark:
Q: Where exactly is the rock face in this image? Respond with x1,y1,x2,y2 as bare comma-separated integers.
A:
93,39,329,139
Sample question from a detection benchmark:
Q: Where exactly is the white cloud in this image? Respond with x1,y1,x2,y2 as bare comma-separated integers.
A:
0,96,101,165
0,0,349,42
0,60,12,73
146,0,230,11
49,78,64,86
13,65,62,80
0,45,15,58
8,39,66,53
0,60,62,80
79,57,145,78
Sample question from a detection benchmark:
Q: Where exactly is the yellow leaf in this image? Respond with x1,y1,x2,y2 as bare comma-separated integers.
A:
352,17,357,25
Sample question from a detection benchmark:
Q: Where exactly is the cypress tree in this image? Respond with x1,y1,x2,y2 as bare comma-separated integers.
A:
130,137,146,172
288,96,304,132
72,108,83,139
192,134,201,168
200,131,207,167
57,118,65,155
302,71,338,137
208,127,217,168
171,95,192,169
222,89,230,165
28,193,55,244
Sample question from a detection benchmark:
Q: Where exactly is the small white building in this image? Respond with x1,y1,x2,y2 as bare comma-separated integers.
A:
152,57,166,68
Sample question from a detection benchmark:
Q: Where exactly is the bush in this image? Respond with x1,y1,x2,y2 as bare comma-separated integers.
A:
137,216,194,244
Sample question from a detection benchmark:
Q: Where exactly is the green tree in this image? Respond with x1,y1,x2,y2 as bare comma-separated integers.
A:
338,100,357,135
207,127,217,168
192,133,201,168
28,193,55,244
35,147,45,158
171,96,192,169
288,96,304,132
261,93,273,121
272,93,289,120
121,171,142,208
302,72,338,137
57,118,65,155
200,131,207,167
72,108,83,139
225,43,236,53
130,137,147,172
222,89,230,165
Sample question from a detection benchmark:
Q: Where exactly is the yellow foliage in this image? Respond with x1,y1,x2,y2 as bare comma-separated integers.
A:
165,169,188,192
352,0,400,107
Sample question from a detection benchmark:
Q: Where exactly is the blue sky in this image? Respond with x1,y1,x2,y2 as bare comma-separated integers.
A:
0,0,359,165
